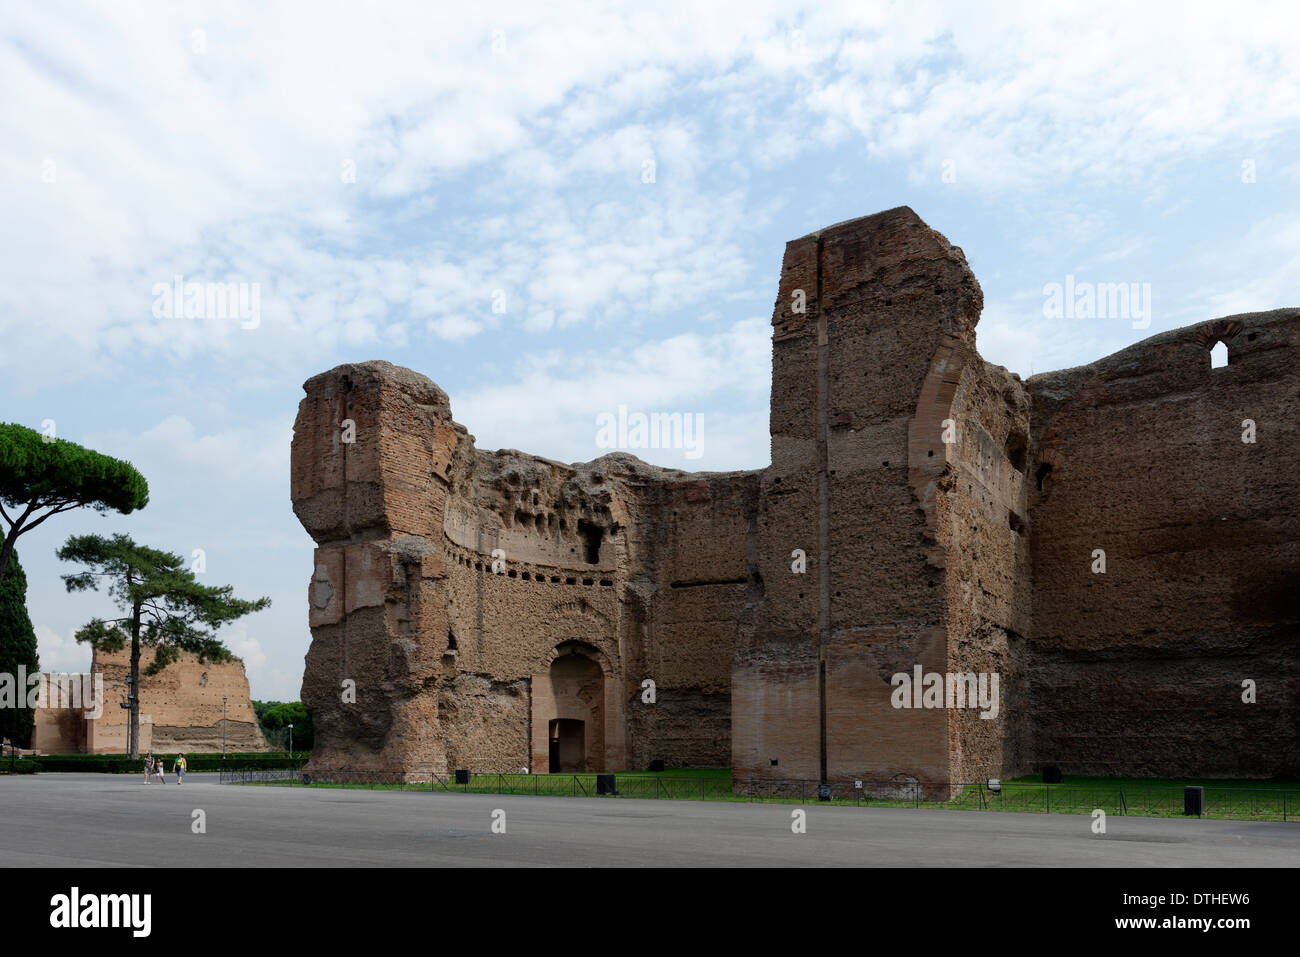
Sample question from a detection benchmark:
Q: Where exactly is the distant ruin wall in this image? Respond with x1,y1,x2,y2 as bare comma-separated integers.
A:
33,645,268,754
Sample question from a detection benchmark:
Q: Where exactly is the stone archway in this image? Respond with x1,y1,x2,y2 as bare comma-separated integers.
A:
531,641,610,773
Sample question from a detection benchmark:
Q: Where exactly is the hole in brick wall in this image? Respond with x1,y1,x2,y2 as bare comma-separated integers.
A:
550,576,560,583
1210,340,1229,369
507,570,517,579
521,572,531,581
881,461,889,467
1247,332,1257,341
770,759,778,767
600,579,613,587
1035,463,1053,493
515,510,531,528
1009,511,1026,535
474,562,482,571
582,578,594,586
927,449,934,457
1004,429,1028,473
447,632,457,651
565,577,576,585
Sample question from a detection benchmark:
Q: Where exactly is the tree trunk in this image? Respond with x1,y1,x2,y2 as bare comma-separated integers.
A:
0,503,38,585
129,601,141,760
0,522,21,585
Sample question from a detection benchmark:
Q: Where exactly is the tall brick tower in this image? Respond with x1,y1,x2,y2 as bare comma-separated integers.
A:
732,207,1031,790
291,362,458,776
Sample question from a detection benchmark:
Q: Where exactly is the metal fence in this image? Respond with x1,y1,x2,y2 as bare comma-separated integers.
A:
217,767,1298,821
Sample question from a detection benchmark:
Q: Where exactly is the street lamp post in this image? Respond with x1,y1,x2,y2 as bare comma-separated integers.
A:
222,695,227,759
288,723,293,761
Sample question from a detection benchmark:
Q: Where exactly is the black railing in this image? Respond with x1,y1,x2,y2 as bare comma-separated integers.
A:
217,768,1298,821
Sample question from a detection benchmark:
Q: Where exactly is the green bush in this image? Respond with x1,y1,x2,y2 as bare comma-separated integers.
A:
33,751,308,773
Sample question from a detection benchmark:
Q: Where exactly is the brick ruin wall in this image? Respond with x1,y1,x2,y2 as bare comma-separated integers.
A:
291,358,755,775
1026,311,1300,777
290,206,1298,782
33,645,269,754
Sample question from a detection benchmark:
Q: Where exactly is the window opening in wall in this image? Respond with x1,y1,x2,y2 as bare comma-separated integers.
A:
578,520,603,564
1210,340,1228,369
447,631,457,651
1004,428,1028,473
1035,463,1053,493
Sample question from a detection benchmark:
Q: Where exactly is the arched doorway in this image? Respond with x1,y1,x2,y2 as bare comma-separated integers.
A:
548,718,585,773
532,642,606,773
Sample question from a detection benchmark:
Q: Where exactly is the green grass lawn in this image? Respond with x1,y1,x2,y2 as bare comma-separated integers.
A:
236,767,1300,821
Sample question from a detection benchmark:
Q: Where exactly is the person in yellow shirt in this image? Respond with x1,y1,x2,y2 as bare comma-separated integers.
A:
174,753,187,785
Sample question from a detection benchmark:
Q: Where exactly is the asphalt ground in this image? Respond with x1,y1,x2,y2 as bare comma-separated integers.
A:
2,772,1297,867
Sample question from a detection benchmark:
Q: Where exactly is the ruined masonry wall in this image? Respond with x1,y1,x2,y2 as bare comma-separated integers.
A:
1026,310,1300,777
33,645,269,754
290,206,1299,783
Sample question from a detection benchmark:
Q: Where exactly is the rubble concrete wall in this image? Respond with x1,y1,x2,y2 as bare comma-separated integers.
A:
33,645,267,754
290,208,1298,784
1026,311,1300,777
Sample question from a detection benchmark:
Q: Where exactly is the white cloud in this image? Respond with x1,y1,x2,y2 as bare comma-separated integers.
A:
34,625,91,676
83,415,288,487
453,317,771,469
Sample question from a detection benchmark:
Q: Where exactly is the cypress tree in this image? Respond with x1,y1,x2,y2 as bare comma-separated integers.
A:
0,542,39,748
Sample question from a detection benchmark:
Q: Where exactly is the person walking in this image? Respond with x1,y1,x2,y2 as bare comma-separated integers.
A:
154,756,166,784
143,751,153,784
174,752,187,785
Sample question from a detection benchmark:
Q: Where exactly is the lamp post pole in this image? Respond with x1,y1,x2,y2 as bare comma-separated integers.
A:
288,723,293,761
222,695,227,759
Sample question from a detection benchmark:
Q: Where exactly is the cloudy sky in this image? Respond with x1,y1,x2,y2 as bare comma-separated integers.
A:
3,2,1297,700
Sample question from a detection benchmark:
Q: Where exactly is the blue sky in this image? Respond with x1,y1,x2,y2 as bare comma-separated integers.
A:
3,2,1298,700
